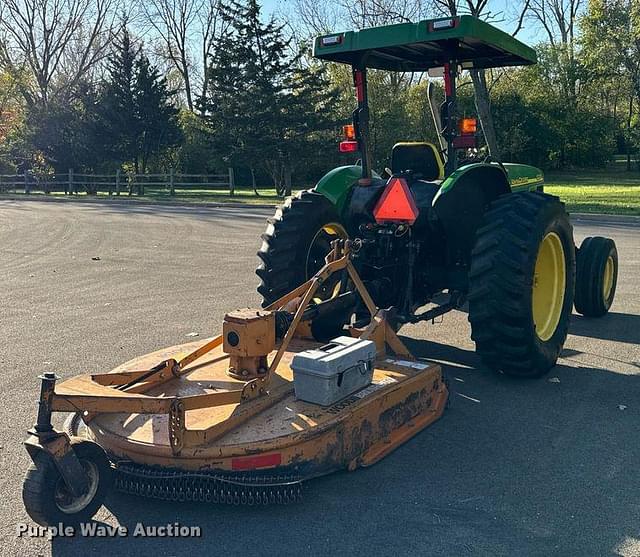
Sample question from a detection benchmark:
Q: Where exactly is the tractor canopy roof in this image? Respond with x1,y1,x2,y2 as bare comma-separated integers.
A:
313,15,536,71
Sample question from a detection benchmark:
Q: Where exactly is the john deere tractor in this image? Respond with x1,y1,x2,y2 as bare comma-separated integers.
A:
256,16,618,378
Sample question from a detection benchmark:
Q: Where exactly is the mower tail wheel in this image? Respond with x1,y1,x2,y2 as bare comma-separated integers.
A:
574,236,618,317
22,438,113,526
468,192,575,378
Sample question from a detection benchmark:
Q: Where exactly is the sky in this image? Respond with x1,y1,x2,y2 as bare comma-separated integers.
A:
259,0,541,45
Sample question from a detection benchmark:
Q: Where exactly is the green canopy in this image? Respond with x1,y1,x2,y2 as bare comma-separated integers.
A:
313,15,536,71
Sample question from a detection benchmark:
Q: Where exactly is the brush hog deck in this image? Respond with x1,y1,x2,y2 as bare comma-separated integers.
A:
89,337,445,503
21,240,447,526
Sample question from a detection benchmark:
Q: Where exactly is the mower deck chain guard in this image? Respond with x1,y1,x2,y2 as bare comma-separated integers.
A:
114,462,303,506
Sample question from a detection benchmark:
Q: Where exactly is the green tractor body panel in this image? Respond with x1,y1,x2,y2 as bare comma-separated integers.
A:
314,165,361,212
432,162,543,206
315,162,543,215
314,165,381,213
502,163,544,191
313,15,536,72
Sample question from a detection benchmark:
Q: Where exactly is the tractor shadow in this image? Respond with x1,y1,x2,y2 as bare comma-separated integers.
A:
51,339,640,557
569,311,640,345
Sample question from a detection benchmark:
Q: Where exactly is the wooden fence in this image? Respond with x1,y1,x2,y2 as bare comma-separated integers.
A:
0,168,235,196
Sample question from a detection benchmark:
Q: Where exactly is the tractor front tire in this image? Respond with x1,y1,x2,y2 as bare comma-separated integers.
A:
257,190,347,307
574,236,618,317
468,192,575,378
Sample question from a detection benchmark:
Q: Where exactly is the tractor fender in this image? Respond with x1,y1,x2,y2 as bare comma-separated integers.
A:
431,163,512,267
313,165,381,215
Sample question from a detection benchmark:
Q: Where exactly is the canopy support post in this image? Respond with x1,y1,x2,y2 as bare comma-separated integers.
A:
352,66,373,181
442,60,458,176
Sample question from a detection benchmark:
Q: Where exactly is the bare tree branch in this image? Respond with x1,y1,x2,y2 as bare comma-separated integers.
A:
0,0,115,106
137,0,226,112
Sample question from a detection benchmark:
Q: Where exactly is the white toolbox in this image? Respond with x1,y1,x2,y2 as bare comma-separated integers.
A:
291,336,377,406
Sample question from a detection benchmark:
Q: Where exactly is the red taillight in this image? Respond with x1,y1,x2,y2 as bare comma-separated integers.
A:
339,140,359,153
373,177,419,225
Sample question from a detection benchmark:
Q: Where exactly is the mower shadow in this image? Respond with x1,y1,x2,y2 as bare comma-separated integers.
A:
50,339,640,557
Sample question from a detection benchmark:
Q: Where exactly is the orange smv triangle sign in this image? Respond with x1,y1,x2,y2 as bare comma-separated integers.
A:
373,177,419,225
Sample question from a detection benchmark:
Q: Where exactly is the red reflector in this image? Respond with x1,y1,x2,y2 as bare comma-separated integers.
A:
373,177,419,225
354,70,365,102
339,140,359,153
231,453,282,471
452,135,477,149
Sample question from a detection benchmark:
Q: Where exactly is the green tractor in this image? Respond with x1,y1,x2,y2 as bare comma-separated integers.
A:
257,15,619,378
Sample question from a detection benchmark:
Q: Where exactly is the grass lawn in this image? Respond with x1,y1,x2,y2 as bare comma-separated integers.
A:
142,187,281,205
545,169,640,216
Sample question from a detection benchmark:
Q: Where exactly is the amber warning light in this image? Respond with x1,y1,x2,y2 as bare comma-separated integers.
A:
459,117,477,135
373,177,419,225
339,124,358,152
343,124,356,140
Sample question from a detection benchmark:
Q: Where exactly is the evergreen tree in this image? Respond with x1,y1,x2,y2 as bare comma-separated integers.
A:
97,22,181,182
22,81,103,173
99,23,141,169
280,54,341,194
202,0,338,194
134,55,182,174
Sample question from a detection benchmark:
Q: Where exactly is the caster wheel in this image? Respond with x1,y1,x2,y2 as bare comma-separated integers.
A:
22,438,113,526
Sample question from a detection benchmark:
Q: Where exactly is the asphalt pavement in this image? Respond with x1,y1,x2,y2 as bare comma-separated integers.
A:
1,200,638,557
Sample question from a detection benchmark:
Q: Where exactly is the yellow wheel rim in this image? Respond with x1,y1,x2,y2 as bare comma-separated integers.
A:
532,232,566,341
602,255,614,301
306,222,348,302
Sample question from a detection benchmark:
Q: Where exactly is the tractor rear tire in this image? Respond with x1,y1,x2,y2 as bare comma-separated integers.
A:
574,236,618,317
257,189,347,307
468,192,575,378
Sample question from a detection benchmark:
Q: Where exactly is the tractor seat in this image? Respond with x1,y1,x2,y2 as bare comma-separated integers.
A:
391,142,444,183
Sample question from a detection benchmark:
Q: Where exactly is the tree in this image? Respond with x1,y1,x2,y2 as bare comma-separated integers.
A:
0,70,24,171
134,54,182,173
97,24,181,180
98,24,141,170
278,54,340,194
490,60,615,168
22,83,102,172
203,0,337,194
140,0,229,112
581,0,640,169
0,0,115,107
526,0,584,106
